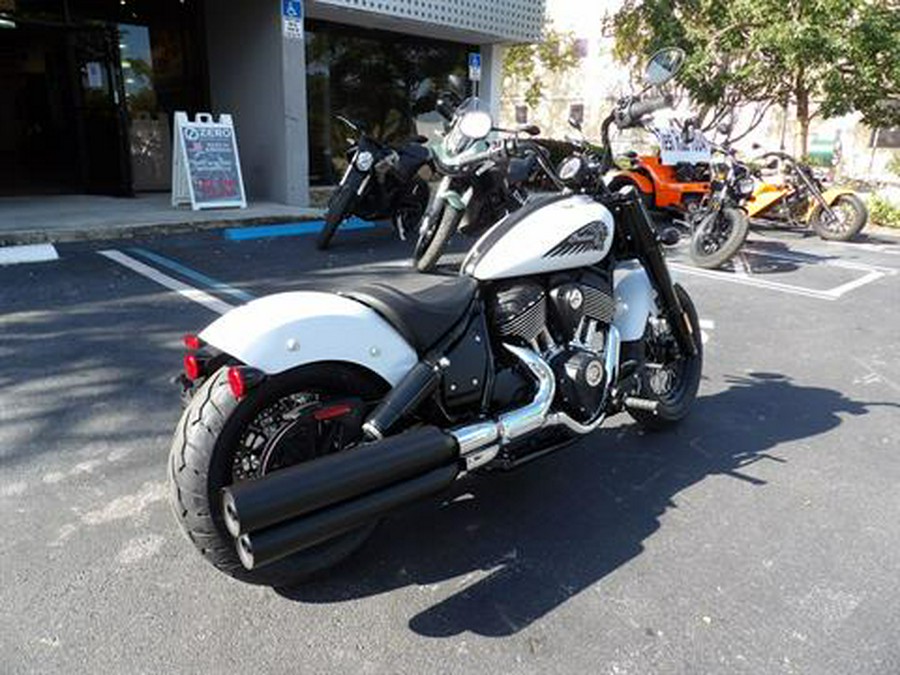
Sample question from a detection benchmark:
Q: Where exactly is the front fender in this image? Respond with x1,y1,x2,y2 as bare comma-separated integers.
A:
820,187,856,205
199,292,418,386
608,170,655,197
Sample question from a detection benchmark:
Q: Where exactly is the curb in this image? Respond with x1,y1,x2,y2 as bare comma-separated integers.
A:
0,212,324,247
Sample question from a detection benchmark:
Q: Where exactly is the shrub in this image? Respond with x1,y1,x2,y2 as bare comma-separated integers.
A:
868,194,900,228
887,153,900,178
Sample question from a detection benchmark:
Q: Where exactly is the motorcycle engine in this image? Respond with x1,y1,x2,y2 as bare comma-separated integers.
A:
487,272,616,422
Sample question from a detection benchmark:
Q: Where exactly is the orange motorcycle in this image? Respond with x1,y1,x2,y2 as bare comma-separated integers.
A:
607,118,712,221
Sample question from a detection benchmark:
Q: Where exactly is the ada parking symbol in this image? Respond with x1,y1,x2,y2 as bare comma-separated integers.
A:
282,0,304,40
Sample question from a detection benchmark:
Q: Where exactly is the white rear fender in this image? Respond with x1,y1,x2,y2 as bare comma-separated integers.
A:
613,263,658,341
199,292,418,386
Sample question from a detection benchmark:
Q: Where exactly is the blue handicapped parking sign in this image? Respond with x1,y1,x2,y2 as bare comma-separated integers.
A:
282,0,303,19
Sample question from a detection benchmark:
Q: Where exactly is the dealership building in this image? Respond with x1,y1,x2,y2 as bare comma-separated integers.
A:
0,0,544,208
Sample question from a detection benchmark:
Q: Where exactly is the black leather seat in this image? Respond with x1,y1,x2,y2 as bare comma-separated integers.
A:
345,272,477,353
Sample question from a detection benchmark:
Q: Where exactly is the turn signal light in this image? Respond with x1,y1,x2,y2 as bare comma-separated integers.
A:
183,354,201,381
226,366,266,400
183,334,202,350
227,366,247,400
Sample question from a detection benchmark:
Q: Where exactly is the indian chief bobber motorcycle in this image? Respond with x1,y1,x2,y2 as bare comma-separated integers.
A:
168,49,703,586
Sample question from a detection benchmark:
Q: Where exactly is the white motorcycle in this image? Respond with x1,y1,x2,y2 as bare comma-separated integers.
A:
168,49,702,587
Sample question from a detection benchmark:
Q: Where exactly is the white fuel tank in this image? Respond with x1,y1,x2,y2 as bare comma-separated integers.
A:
461,194,615,281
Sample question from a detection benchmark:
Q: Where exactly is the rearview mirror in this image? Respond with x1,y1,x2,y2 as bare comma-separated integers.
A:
644,47,685,87
518,124,541,136
459,111,493,140
568,116,582,132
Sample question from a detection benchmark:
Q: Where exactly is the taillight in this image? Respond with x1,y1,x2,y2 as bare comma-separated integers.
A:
313,403,353,421
184,354,201,380
183,334,202,350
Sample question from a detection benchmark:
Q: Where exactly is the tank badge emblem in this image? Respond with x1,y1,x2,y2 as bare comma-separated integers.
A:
544,221,608,257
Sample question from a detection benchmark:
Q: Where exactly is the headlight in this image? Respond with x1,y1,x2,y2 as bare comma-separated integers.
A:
355,151,374,172
737,177,755,197
558,155,583,182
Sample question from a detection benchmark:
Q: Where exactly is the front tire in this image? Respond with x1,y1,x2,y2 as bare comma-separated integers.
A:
317,183,357,250
689,207,749,269
415,202,463,272
810,194,867,241
628,284,703,430
168,363,387,586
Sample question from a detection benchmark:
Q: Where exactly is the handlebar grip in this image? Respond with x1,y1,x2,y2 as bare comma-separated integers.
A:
628,94,673,120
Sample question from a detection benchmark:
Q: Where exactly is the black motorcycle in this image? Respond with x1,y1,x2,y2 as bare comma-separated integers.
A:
413,97,562,271
688,139,754,269
316,115,432,250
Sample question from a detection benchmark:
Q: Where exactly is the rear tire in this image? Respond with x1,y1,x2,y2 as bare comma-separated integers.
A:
628,284,703,431
810,194,867,241
415,203,462,272
392,177,430,242
168,364,387,586
689,207,749,269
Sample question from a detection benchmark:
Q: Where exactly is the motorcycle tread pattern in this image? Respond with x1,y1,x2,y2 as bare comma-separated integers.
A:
167,364,386,586
168,370,243,575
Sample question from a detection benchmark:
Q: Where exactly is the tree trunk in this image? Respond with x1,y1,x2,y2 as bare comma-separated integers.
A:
796,78,810,158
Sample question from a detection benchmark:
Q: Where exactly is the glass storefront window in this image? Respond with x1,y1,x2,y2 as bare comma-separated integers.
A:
306,20,471,185
119,23,156,115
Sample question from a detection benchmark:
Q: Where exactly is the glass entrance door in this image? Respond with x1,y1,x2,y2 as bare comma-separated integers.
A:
70,24,131,195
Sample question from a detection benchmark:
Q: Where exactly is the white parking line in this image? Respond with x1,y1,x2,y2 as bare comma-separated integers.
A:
734,253,752,277
742,245,898,274
824,240,900,256
99,250,235,315
671,263,840,300
0,243,58,265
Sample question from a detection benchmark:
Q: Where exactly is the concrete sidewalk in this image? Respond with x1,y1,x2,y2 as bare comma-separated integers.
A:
0,193,325,245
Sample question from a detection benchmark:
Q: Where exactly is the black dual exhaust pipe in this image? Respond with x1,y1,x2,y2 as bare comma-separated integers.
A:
222,426,460,570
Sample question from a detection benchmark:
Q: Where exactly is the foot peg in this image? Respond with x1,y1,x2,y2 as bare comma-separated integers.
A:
624,397,659,414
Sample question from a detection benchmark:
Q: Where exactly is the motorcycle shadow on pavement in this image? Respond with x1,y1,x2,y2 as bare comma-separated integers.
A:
276,372,880,637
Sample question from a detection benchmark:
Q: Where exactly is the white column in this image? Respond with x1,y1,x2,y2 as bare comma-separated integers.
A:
480,44,505,124
282,21,310,206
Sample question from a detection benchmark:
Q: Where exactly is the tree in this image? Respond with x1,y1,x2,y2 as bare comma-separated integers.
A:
820,2,900,129
503,22,580,109
612,0,900,155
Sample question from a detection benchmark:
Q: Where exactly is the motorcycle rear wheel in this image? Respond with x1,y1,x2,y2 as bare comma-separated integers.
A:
628,284,703,431
168,363,387,586
810,194,867,241
689,207,749,269
392,176,430,242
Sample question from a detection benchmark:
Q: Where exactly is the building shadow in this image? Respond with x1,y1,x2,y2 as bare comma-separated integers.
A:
275,373,888,637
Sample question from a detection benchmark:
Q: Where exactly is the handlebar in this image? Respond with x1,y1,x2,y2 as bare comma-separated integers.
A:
617,95,673,129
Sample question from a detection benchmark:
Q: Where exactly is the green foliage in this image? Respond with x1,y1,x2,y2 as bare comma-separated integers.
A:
868,194,900,228
820,3,900,128
611,0,900,151
503,23,579,108
887,153,900,178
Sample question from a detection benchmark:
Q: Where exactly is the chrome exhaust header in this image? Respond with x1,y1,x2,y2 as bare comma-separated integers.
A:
451,328,620,470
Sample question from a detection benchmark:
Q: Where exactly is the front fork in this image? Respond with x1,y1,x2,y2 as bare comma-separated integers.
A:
797,172,838,223
615,191,698,357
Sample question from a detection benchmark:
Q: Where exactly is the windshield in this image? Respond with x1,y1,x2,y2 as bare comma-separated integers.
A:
435,97,493,165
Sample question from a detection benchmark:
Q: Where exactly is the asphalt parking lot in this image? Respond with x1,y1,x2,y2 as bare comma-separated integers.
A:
1,222,899,674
